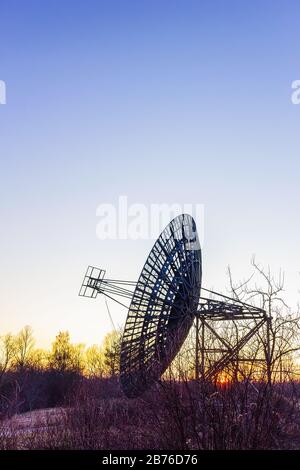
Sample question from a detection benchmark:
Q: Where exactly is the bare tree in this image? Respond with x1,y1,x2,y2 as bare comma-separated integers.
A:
0,334,16,384
14,326,35,370
228,258,300,384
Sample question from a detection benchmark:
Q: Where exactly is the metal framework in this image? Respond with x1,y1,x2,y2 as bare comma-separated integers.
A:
79,214,267,398
196,290,267,382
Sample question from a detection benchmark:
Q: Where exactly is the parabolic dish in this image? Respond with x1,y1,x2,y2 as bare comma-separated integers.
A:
120,214,202,398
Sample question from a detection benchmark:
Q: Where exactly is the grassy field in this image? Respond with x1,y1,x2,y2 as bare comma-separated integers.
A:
1,379,300,450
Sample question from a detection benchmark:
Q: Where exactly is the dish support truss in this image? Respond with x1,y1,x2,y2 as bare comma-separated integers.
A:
79,266,268,383
196,290,268,381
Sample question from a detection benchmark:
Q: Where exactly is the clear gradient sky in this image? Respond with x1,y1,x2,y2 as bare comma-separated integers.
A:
0,0,299,348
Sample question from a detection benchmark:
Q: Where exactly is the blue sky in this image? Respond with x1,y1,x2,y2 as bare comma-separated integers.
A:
0,0,299,347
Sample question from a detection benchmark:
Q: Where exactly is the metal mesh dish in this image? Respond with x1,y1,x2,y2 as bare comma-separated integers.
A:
120,214,202,398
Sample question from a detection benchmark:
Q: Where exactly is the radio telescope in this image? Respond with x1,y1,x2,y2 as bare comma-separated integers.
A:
79,214,267,398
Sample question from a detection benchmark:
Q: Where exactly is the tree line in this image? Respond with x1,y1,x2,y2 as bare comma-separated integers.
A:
0,327,122,416
0,326,121,380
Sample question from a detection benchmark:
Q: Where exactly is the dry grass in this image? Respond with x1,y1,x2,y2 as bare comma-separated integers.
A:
0,380,299,450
